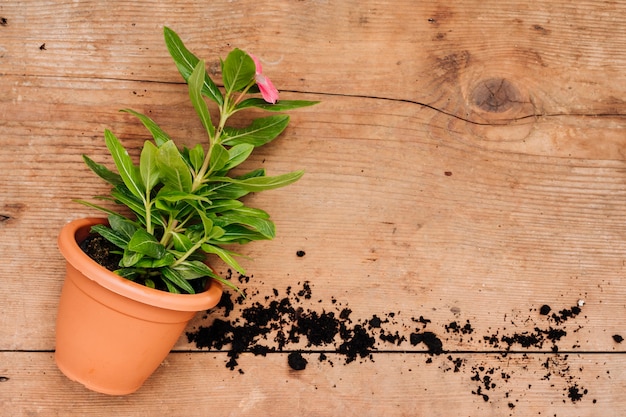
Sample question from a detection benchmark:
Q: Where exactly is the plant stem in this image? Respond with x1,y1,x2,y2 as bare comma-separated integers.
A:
144,195,153,235
171,238,206,267
191,80,254,191
160,215,178,247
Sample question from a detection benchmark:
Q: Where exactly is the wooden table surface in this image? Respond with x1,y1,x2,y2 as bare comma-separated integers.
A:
1,1,626,415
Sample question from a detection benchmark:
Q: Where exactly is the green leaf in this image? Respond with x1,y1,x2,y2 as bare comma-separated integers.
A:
189,183,217,200
198,208,214,237
140,140,160,192
222,115,290,147
155,189,211,205
154,189,208,217
215,213,275,239
162,278,181,294
204,168,268,200
211,224,270,244
201,243,246,275
237,168,266,179
173,261,208,280
128,228,167,259
206,168,266,200
104,129,145,200
208,143,229,173
82,155,123,187
211,170,304,192
189,60,215,137
204,199,244,213
163,26,223,106
116,268,138,280
207,168,265,201
188,144,205,173
236,98,320,112
156,140,193,192
121,249,144,267
176,260,242,295
182,224,205,244
121,109,171,147
171,232,195,252
91,224,128,249
208,225,225,240
185,200,214,237
133,253,176,268
221,48,255,94
223,143,254,170
162,267,195,294
108,214,137,242
208,183,249,200
111,186,147,221
231,206,270,219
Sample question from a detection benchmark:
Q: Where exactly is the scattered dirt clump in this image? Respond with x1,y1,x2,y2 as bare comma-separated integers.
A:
288,352,308,370
410,331,443,355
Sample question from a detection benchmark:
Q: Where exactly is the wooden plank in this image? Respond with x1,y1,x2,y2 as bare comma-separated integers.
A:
1,1,626,119
0,351,624,416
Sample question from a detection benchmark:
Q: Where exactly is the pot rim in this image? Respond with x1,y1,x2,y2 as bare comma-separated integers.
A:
58,217,223,312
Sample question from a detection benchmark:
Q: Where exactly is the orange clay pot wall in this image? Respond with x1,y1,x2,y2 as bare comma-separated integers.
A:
55,218,223,395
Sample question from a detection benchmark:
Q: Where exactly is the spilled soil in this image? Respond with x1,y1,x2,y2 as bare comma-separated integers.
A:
186,272,622,408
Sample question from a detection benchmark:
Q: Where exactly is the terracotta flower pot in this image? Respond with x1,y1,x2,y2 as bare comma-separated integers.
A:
55,217,223,395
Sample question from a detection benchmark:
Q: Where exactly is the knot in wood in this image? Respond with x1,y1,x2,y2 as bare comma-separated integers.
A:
470,78,521,113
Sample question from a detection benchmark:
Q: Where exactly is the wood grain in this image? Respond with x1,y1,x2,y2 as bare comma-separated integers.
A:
1,0,625,415
2,1,626,118
1,352,624,416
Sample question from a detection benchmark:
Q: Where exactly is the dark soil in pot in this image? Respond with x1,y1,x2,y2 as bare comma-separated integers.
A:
78,232,207,293
79,234,122,272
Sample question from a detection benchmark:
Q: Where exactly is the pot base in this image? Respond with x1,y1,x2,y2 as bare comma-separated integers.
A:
55,353,144,396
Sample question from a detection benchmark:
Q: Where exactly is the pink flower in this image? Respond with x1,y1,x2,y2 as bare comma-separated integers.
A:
249,53,279,104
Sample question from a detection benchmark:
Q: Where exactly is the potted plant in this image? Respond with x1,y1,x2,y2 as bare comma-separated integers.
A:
55,26,318,395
